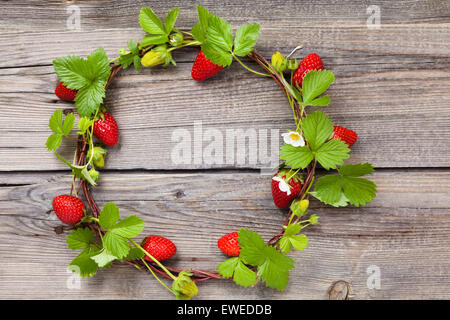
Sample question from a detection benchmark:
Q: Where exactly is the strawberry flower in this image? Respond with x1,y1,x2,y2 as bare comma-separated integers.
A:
282,131,305,147
272,176,291,195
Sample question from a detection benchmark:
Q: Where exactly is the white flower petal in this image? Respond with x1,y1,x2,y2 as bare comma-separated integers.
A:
282,131,305,147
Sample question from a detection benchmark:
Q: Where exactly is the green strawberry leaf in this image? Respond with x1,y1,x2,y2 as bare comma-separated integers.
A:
52,55,91,90
103,231,130,259
77,117,93,135
91,249,117,268
127,40,139,52
54,48,111,117
48,109,63,133
313,163,377,207
62,113,75,136
69,246,100,278
279,224,308,254
278,236,292,254
280,144,314,169
233,260,257,288
140,34,169,47
237,228,295,290
133,55,141,71
191,5,214,43
342,176,377,207
312,175,342,205
164,8,180,34
301,110,333,151
233,24,260,57
124,247,145,261
46,133,62,151
315,139,350,170
238,228,266,266
217,257,257,288
310,191,349,207
99,202,120,229
66,227,94,250
257,246,295,291
289,234,309,251
302,70,335,106
338,163,375,177
74,81,106,117
48,109,75,137
284,223,302,236
139,8,166,35
308,95,330,106
217,257,239,278
202,15,233,66
111,215,145,238
72,166,97,186
191,24,204,43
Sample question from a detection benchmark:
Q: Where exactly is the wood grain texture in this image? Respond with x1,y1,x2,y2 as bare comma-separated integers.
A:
1,170,450,299
1,0,450,32
1,55,450,170
0,1,449,170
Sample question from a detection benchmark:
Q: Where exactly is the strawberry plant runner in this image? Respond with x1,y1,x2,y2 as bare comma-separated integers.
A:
46,5,377,299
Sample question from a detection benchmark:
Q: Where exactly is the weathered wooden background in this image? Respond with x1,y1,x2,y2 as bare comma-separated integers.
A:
1,0,449,299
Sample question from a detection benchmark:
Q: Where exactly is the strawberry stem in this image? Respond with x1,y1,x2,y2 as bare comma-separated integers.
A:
167,40,201,52
129,239,178,281
140,258,176,295
232,53,271,77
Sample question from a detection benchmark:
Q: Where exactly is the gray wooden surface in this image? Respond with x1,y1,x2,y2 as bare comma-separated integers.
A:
0,0,449,299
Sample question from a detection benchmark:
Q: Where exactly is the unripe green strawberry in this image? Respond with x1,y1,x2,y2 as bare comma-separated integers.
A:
218,232,240,256
271,51,287,73
52,195,85,225
142,236,177,262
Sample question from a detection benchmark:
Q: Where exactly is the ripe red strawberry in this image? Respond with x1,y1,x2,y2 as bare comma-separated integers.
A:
332,126,358,147
52,195,85,225
271,170,302,208
93,112,119,146
55,81,78,101
142,236,177,262
191,50,224,81
292,53,324,87
218,232,240,257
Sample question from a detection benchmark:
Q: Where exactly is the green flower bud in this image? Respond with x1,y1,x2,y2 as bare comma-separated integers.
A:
309,214,319,225
172,271,198,300
271,51,287,73
287,58,299,70
169,32,184,47
299,199,309,212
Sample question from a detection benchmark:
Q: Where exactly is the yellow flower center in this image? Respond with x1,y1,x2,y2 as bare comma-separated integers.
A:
289,133,300,141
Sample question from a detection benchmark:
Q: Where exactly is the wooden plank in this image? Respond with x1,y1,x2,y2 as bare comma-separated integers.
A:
1,0,449,32
0,170,449,299
0,1,449,170
1,57,449,170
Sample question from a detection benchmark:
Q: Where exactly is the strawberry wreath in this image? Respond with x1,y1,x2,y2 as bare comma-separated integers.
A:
47,5,377,300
